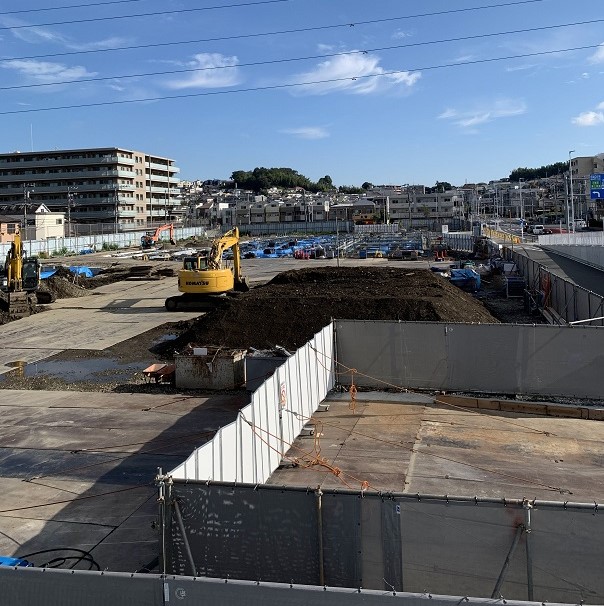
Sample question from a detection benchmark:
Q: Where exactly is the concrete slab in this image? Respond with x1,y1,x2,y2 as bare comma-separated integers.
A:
0,278,200,354
0,389,247,572
269,394,604,503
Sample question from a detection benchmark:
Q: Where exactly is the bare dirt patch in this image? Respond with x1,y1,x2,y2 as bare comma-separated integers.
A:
166,267,499,352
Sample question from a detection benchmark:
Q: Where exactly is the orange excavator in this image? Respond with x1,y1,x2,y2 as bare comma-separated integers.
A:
141,224,176,249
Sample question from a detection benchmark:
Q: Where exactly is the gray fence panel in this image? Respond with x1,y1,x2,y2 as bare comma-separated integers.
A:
0,566,163,606
530,508,604,604
164,482,604,604
504,248,604,326
168,483,320,584
335,321,603,400
1,566,584,606
398,500,528,599
322,492,361,587
336,322,449,390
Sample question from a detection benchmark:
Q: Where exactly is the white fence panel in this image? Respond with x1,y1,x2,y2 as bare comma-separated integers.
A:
170,324,335,483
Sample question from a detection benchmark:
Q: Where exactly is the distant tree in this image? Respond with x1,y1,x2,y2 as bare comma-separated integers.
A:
435,181,452,191
509,162,568,181
361,181,373,190
316,175,334,191
338,185,363,194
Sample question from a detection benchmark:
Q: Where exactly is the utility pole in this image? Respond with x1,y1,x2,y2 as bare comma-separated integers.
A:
114,186,119,234
22,183,34,240
67,186,77,238
568,150,575,232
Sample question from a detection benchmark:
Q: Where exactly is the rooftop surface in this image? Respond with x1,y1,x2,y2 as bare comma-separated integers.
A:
268,392,604,503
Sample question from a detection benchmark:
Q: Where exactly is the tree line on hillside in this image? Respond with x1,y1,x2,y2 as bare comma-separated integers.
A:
509,162,569,181
231,167,364,194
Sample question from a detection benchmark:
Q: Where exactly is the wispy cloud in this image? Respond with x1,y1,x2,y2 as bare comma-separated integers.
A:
392,30,412,40
438,99,526,128
164,53,241,89
2,59,96,84
280,127,329,140
572,103,604,126
289,52,420,96
588,44,604,64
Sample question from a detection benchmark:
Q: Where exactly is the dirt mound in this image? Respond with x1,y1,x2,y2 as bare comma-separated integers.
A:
39,273,90,299
171,267,498,352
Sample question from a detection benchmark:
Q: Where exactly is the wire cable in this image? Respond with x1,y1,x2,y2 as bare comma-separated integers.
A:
0,483,153,515
1,43,599,116
0,0,150,16
4,17,601,92
0,0,292,31
0,0,550,62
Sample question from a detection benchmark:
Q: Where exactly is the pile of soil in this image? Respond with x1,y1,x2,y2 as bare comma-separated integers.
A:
170,267,499,352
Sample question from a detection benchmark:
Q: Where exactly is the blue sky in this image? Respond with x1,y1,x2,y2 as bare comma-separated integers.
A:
1,0,603,187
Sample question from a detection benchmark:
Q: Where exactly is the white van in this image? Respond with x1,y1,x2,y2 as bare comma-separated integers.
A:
574,219,587,230
531,225,545,235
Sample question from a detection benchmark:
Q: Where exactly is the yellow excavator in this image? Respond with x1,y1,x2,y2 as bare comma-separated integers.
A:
0,227,54,318
165,227,249,311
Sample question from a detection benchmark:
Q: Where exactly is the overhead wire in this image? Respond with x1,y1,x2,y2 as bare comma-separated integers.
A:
0,43,600,116
0,0,150,16
3,18,602,92
0,0,292,31
0,0,552,63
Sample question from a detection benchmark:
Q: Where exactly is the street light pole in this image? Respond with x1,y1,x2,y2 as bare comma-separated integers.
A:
568,150,575,233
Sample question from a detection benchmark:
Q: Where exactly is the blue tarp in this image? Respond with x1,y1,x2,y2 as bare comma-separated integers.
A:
41,266,95,279
449,268,481,291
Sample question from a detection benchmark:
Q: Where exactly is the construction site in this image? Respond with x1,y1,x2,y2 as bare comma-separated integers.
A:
0,229,602,606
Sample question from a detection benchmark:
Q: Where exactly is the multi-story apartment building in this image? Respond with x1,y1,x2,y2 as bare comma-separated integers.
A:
0,147,182,232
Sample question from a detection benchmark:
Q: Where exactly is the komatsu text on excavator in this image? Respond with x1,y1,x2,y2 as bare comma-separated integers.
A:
165,227,249,311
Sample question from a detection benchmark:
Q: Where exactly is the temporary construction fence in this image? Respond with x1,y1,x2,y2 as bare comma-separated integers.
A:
163,482,604,605
0,226,207,258
2,565,580,606
541,243,604,270
335,320,603,400
168,323,334,483
504,248,604,326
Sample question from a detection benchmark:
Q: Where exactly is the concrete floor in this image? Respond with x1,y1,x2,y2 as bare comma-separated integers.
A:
268,392,604,503
0,389,248,572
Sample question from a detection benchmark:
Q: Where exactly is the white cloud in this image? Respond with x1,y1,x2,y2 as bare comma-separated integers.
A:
392,30,411,40
289,52,420,96
2,59,96,83
165,53,241,89
438,99,526,128
588,43,604,64
280,127,329,140
597,101,604,110
571,111,604,126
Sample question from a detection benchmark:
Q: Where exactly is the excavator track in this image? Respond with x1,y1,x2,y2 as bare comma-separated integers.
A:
3,292,37,319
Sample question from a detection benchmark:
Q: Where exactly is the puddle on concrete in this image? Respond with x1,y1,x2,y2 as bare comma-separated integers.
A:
2,358,149,384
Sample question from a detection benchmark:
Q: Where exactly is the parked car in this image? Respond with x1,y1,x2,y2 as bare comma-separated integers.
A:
531,225,545,235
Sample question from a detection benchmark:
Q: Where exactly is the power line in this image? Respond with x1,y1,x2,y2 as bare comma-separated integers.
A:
0,0,544,33
2,18,600,92
0,43,597,116
0,0,149,16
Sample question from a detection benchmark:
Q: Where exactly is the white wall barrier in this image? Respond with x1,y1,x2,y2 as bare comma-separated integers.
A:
170,324,335,483
0,226,207,258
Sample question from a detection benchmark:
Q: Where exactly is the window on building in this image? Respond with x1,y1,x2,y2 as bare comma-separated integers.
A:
56,218,63,224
